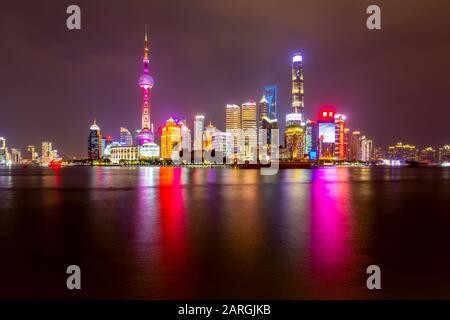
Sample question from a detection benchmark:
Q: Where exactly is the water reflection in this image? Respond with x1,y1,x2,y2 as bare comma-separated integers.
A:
309,168,358,298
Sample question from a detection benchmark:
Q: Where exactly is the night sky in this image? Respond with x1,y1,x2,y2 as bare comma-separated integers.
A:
1,0,449,158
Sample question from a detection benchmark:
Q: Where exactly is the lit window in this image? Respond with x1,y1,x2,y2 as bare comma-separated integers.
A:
322,112,327,117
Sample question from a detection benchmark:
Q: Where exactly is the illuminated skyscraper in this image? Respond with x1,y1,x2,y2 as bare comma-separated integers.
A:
258,95,269,127
334,114,347,160
203,122,217,152
285,113,305,159
87,120,102,160
226,104,241,161
27,145,37,161
291,52,305,117
10,149,22,164
438,145,450,163
180,120,192,153
42,141,53,158
264,85,278,120
193,115,205,151
212,130,232,161
161,117,182,160
317,107,336,160
349,131,361,161
120,127,133,146
241,101,257,161
137,26,155,145
304,119,317,156
0,137,7,164
285,124,305,159
360,136,373,162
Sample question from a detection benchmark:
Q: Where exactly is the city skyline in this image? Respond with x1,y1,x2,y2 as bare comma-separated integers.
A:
1,1,450,157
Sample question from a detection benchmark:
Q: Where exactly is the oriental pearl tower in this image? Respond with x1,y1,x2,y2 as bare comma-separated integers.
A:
137,26,155,145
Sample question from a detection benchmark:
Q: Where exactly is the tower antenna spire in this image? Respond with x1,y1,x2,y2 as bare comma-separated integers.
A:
143,24,149,61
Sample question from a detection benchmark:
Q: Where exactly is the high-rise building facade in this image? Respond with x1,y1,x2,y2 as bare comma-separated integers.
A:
10,149,22,164
226,104,241,161
193,115,205,152
263,85,278,120
285,124,305,159
180,120,192,153
203,122,217,152
419,147,437,163
438,145,450,163
212,130,232,161
161,117,182,160
42,141,53,158
305,120,317,157
88,120,102,160
285,53,306,160
241,101,257,161
291,52,305,117
387,142,418,162
349,131,361,161
334,114,347,160
0,137,7,164
317,108,336,160
120,127,133,146
137,27,155,145
27,145,37,162
359,136,373,162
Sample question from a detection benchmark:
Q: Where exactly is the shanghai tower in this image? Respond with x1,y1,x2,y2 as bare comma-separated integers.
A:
291,52,305,118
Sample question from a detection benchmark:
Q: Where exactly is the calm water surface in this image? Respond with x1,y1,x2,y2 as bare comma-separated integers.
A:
0,166,450,299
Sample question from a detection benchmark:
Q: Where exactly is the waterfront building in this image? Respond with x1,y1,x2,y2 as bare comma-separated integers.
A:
241,101,257,161
438,145,450,163
87,120,102,160
119,127,133,146
259,116,279,161
193,115,205,151
305,120,317,157
263,85,278,120
110,145,140,164
137,26,155,145
258,95,269,127
334,114,347,160
317,107,336,160
42,141,53,158
291,52,305,118
359,136,373,162
10,149,22,164
373,146,384,160
212,130,232,161
180,120,192,153
139,142,160,159
284,53,306,160
226,104,241,162
203,122,217,152
0,137,7,164
27,145,38,162
349,131,361,161
387,142,418,162
101,135,113,157
161,117,182,160
285,123,305,160
419,147,437,163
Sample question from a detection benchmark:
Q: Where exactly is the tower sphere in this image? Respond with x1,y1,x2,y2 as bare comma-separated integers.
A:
139,74,154,88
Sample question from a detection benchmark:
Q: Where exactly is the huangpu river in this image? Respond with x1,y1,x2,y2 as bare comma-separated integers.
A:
0,166,450,299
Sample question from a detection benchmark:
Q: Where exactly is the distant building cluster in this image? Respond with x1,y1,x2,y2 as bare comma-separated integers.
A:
0,137,61,166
